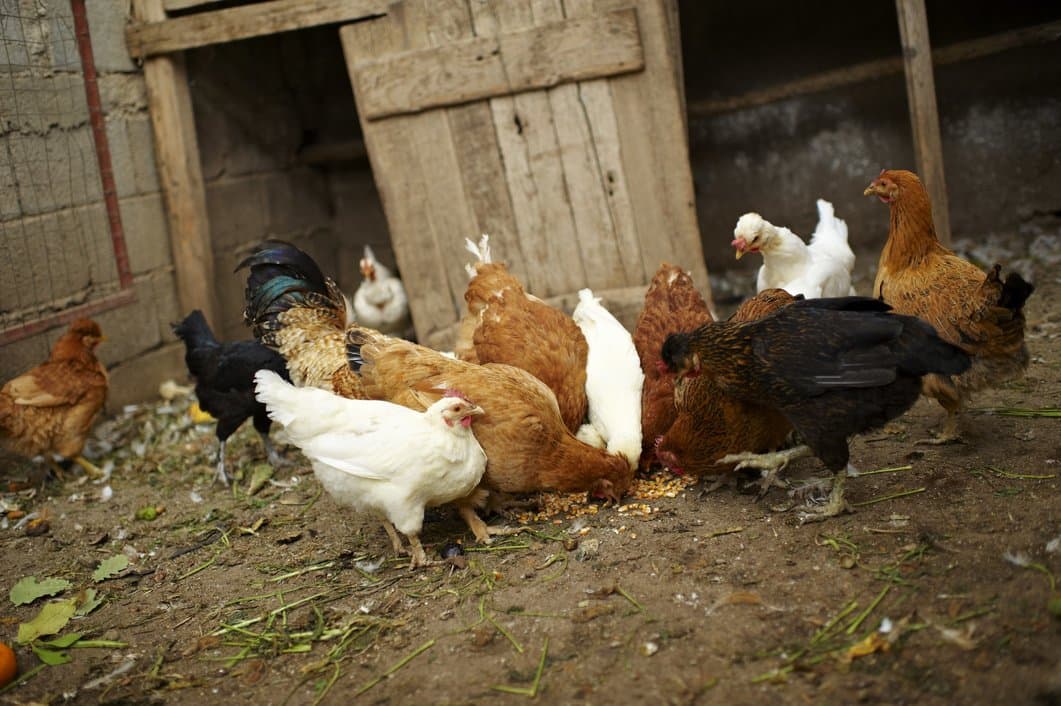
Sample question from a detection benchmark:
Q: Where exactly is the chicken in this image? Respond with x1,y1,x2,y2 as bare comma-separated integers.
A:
254,370,485,568
865,169,1035,443
573,289,644,470
661,297,970,520
633,263,714,470
732,198,856,298
347,329,634,540
456,235,588,434
354,245,412,338
654,289,796,488
237,240,366,399
172,310,290,485
0,319,107,479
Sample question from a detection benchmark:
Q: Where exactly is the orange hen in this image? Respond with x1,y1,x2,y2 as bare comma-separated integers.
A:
865,169,1034,442
632,263,714,470
0,319,108,478
456,236,588,434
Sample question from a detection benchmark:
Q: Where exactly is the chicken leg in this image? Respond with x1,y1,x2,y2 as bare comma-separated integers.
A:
381,521,432,569
215,440,230,486
717,445,814,497
258,431,286,468
72,455,105,480
915,411,962,445
797,467,855,524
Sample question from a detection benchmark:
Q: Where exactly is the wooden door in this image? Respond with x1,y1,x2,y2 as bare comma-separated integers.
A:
340,0,710,347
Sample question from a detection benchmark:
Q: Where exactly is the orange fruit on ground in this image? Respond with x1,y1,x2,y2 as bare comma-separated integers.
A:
0,641,16,686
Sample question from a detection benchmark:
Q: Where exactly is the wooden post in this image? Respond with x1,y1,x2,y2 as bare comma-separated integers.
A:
132,0,219,326
895,0,951,244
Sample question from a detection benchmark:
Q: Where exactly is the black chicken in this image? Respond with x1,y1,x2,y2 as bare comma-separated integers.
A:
172,310,290,485
661,297,970,521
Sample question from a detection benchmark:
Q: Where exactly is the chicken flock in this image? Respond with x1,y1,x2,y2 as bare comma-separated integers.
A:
0,169,1035,568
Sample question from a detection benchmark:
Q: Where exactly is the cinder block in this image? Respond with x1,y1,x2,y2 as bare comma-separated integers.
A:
0,332,50,384
0,73,87,134
47,3,81,71
105,118,135,198
92,274,166,365
85,0,137,73
126,116,160,194
7,128,103,215
265,168,332,237
98,74,148,114
205,175,267,250
104,342,187,413
119,193,171,274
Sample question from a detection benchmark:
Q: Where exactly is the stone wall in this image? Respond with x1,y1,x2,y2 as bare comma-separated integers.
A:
0,0,183,412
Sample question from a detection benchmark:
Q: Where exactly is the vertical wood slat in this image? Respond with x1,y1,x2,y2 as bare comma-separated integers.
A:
470,0,586,298
592,0,712,310
132,0,219,327
895,0,951,244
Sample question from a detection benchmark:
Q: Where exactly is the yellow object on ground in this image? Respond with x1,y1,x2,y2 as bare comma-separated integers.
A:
190,402,216,424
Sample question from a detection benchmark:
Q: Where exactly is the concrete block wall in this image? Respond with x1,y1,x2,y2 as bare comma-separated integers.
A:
0,0,184,413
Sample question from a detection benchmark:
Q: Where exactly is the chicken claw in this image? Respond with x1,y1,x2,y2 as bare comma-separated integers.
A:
914,414,963,446
797,469,855,524
718,445,813,497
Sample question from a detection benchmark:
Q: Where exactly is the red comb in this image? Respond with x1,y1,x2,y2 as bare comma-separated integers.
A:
443,389,470,401
879,168,886,176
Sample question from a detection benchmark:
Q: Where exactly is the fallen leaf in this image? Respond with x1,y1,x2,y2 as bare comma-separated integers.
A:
76,588,103,616
17,600,77,644
32,645,71,665
93,555,130,583
571,604,615,623
9,577,72,606
840,632,890,663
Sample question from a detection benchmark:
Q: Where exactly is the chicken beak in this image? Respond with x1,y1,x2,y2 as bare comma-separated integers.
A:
731,238,746,260
863,184,876,197
468,404,485,417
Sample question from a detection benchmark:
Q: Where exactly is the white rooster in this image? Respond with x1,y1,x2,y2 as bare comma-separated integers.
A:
354,245,412,337
572,289,644,470
731,198,856,298
254,370,486,568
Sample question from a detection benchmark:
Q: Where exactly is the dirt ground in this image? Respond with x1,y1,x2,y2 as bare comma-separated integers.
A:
2,236,1059,706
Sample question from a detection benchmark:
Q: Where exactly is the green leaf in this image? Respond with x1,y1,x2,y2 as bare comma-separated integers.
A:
39,632,83,648
92,554,130,583
9,576,72,606
75,588,103,616
17,599,77,644
32,645,72,665
135,505,158,521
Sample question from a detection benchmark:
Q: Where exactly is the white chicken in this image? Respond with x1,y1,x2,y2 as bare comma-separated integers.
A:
354,245,412,337
253,370,486,568
731,198,856,298
572,289,644,470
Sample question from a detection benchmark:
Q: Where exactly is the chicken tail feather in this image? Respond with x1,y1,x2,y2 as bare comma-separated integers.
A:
894,315,972,378
997,268,1034,312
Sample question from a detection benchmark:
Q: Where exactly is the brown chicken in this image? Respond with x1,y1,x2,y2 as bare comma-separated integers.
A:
632,263,714,470
660,296,970,520
347,328,633,541
238,241,366,399
456,236,588,434
865,169,1035,442
0,319,108,478
653,289,795,487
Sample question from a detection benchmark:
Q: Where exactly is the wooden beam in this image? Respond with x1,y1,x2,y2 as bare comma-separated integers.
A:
162,0,225,12
351,8,643,120
133,0,219,327
895,0,950,244
687,19,1061,117
127,0,389,58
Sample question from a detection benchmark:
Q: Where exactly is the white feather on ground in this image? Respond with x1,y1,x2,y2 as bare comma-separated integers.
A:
354,245,412,336
732,198,857,298
572,288,643,470
253,370,486,568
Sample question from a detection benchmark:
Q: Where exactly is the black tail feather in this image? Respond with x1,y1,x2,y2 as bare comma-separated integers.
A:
999,271,1034,312
894,315,971,378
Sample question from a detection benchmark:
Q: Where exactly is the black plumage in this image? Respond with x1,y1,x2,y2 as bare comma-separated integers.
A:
172,310,290,485
661,297,971,519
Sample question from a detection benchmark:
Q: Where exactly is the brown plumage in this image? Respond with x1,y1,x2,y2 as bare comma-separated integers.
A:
347,328,632,540
238,241,366,399
865,169,1034,441
632,263,714,470
456,242,588,434
0,319,108,477
653,290,795,478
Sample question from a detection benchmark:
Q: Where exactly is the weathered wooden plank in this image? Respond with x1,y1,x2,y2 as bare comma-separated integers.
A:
591,0,712,313
895,0,951,244
352,8,643,120
162,0,225,12
127,0,389,58
470,0,585,298
341,6,458,341
133,0,218,327
530,0,627,291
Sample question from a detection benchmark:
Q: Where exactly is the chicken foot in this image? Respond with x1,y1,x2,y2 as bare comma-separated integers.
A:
717,445,814,497
71,455,105,480
215,440,230,486
258,432,286,468
381,522,433,569
455,503,528,545
915,412,963,445
797,465,856,524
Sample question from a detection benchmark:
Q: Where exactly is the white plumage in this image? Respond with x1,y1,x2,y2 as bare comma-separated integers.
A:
253,370,486,567
572,289,643,470
732,198,856,299
354,245,412,336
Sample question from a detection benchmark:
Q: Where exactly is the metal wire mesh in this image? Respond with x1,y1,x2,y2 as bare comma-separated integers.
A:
0,0,126,337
